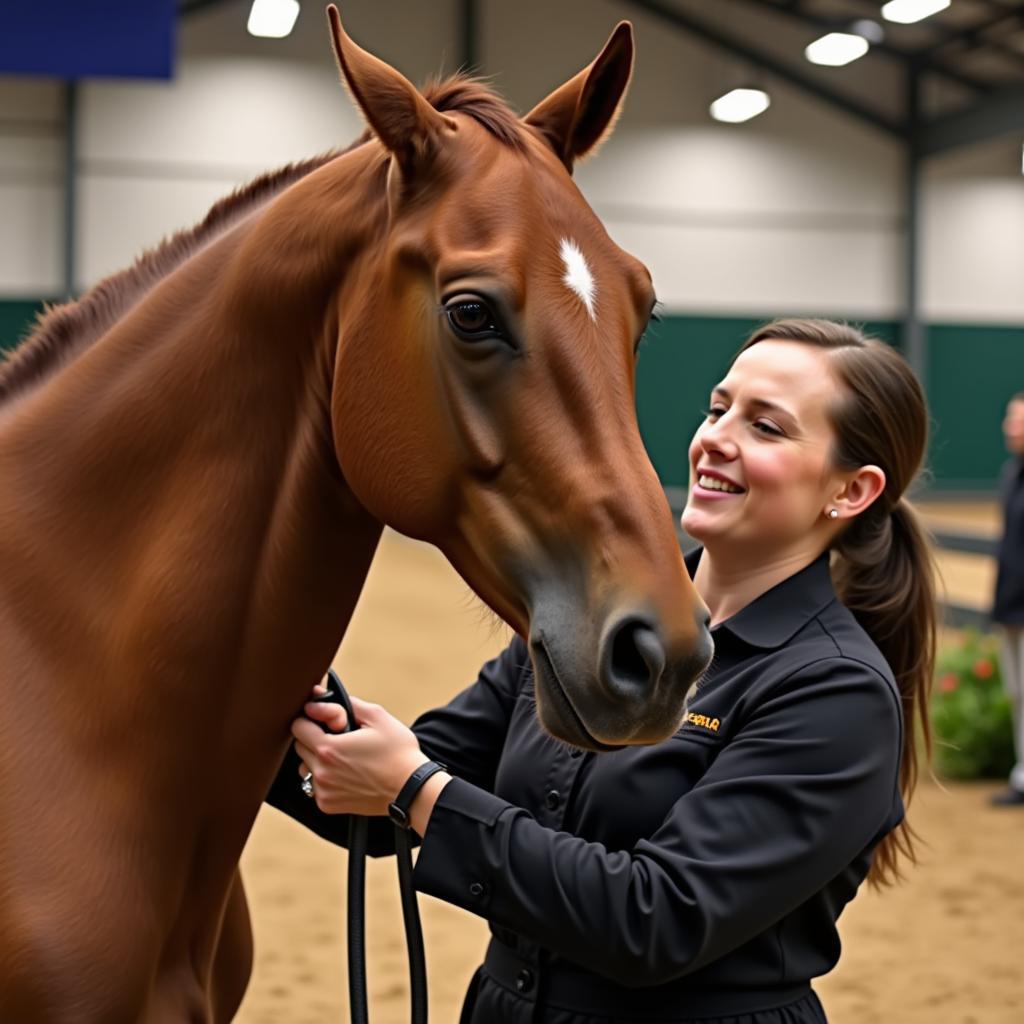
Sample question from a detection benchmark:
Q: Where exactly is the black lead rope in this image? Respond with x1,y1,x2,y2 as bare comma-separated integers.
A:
309,669,428,1024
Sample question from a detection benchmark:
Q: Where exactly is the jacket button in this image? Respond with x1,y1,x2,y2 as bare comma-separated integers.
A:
469,881,486,897
544,789,561,810
515,967,535,993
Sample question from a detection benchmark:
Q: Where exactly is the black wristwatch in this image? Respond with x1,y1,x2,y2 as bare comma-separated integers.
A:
388,760,448,829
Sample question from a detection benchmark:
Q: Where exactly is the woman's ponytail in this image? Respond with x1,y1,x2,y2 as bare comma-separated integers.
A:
832,499,936,884
742,320,936,886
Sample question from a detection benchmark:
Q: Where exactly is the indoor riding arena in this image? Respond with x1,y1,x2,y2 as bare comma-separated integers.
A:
2,2,1023,1023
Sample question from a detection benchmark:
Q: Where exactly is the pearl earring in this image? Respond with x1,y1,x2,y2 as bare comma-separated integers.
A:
827,509,839,519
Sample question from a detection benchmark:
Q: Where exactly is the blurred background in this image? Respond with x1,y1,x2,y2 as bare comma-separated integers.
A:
2,1,1023,1021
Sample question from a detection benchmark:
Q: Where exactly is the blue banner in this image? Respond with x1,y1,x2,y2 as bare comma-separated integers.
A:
0,1,176,79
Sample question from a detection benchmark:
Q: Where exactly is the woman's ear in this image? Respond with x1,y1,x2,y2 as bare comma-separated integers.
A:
830,465,887,520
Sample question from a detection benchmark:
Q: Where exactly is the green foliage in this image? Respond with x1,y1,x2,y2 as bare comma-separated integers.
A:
931,630,1015,780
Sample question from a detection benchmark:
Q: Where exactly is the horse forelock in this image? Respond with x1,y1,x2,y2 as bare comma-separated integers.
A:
0,73,528,406
420,73,528,152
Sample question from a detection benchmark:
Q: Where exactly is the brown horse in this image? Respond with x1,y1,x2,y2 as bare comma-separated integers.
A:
0,7,711,1021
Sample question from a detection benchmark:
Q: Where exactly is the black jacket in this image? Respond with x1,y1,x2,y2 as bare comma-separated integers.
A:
993,457,1024,625
268,550,903,1023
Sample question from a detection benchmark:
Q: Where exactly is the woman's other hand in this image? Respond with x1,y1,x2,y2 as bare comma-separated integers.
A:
291,694,431,817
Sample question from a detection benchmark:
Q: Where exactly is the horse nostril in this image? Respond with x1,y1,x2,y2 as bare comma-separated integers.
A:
602,617,666,699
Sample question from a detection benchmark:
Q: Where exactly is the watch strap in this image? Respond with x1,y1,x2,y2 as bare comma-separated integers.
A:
389,760,447,829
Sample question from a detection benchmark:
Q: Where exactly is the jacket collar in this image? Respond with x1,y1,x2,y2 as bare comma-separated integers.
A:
684,547,837,650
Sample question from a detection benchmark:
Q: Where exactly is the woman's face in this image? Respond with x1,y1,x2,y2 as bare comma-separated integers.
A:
681,340,846,555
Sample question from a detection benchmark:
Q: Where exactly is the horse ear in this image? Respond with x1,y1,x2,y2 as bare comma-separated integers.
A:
523,21,634,172
326,4,456,170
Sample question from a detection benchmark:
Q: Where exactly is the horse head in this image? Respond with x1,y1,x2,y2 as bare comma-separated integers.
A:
324,6,712,749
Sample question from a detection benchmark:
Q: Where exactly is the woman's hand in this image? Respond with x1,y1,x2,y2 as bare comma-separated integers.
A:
291,693,431,817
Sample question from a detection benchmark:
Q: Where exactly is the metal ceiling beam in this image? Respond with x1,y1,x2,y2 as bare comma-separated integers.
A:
62,82,79,298
903,63,924,386
914,5,1024,72
459,0,480,73
619,0,904,136
916,5,1022,54
919,85,1024,154
791,0,1024,79
179,0,235,17
970,0,1024,16
734,0,991,94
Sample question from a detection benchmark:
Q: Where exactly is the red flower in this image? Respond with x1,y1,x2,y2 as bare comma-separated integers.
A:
939,673,959,693
973,659,995,680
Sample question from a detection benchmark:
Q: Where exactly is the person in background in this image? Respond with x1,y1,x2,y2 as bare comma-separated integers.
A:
990,392,1024,806
268,318,936,1024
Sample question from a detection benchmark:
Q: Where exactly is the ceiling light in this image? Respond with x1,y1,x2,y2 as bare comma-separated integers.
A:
804,32,870,67
247,0,300,39
709,88,771,124
881,0,951,25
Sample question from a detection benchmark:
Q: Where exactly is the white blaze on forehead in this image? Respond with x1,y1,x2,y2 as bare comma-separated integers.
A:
559,237,597,321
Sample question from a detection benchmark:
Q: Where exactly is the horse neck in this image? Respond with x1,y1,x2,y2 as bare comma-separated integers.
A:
0,149,387,811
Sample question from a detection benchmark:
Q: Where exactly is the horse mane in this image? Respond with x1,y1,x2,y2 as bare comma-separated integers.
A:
0,153,339,404
0,73,526,404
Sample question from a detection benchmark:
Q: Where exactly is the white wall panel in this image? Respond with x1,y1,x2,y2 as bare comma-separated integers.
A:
75,54,371,285
576,120,902,318
603,214,902,317
922,136,1024,323
0,132,62,173
79,58,361,170
0,183,62,293
578,125,900,220
0,76,65,296
77,175,243,285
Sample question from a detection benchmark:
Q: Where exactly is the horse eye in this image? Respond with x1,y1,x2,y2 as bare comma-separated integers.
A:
446,300,499,339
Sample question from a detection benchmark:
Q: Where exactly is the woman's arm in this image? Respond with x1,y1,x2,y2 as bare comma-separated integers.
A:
413,657,902,986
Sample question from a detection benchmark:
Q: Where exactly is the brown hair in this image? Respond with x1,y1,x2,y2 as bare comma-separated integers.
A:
741,318,935,887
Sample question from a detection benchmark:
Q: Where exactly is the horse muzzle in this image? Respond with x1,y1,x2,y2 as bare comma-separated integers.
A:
528,603,713,750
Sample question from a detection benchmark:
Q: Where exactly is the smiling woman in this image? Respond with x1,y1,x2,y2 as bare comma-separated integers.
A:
684,317,936,886
272,317,937,1023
